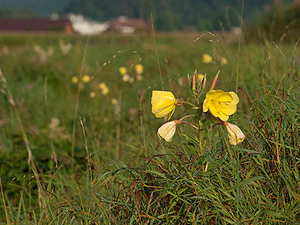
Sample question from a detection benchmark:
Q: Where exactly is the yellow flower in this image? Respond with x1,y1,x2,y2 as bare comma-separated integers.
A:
111,98,118,105
99,82,107,89
101,87,109,95
151,90,177,119
203,90,239,121
135,64,144,74
72,76,79,84
202,54,212,64
224,122,245,145
82,75,91,83
157,120,178,142
119,67,128,75
99,82,109,95
220,57,228,65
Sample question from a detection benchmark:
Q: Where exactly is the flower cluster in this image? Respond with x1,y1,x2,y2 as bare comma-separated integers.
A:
202,53,228,65
71,74,112,100
119,64,144,84
151,72,245,146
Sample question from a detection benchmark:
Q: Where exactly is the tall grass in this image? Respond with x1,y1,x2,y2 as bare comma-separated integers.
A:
0,32,299,224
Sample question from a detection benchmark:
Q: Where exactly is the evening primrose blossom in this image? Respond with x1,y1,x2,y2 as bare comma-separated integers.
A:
202,54,212,64
99,82,109,95
224,122,245,145
220,57,228,65
135,64,144,74
203,90,239,121
119,67,128,76
72,76,79,84
151,90,178,119
157,120,178,142
82,75,91,83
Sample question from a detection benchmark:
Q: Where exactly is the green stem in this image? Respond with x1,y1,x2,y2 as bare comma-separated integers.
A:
182,101,198,109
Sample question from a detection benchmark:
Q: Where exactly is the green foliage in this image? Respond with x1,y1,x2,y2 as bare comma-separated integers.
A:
245,1,300,43
0,32,299,224
59,0,292,31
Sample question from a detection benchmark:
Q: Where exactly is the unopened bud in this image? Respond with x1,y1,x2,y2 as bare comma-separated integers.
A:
210,70,220,90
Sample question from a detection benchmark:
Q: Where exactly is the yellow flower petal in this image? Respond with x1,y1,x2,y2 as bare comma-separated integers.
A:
203,90,239,121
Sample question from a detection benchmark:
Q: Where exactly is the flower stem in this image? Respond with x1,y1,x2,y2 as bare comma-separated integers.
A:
182,101,198,109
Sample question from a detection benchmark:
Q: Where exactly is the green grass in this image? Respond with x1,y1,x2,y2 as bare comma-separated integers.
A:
0,32,299,224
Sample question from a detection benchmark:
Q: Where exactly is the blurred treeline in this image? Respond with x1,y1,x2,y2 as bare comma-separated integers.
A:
245,0,300,42
60,0,292,31
1,0,300,42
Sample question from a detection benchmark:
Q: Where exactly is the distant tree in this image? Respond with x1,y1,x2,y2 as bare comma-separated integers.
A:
0,8,14,17
13,7,38,18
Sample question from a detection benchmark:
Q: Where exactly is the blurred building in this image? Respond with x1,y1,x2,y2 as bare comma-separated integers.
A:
67,13,110,35
0,17,74,33
107,16,150,34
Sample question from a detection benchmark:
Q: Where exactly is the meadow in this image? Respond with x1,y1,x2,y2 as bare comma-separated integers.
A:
0,31,299,224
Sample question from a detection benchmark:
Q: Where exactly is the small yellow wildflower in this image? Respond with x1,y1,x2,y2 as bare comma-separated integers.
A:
151,90,177,119
101,87,109,95
72,76,79,84
111,98,118,105
202,54,212,64
157,120,178,142
99,82,107,89
224,122,245,145
135,64,144,74
119,67,128,76
82,75,91,83
220,57,228,65
99,82,109,95
203,90,239,121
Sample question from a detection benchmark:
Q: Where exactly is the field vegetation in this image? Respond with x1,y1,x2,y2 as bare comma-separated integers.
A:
0,30,299,224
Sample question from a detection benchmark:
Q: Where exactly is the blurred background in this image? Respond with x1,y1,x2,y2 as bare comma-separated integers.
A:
0,0,299,41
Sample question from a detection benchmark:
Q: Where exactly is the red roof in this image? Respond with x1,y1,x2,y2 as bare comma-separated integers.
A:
109,17,150,31
0,17,73,32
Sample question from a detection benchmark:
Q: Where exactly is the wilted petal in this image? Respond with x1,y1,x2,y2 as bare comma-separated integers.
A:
157,121,178,142
224,122,245,145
